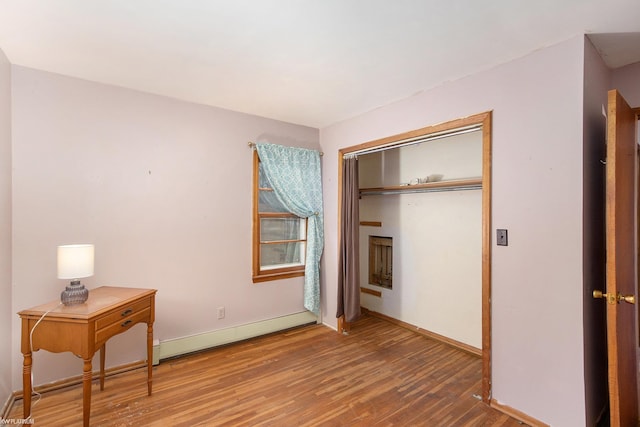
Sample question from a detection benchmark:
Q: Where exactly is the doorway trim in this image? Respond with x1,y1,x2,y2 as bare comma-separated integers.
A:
337,111,493,403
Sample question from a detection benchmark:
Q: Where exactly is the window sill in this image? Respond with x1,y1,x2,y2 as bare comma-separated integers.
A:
252,269,305,283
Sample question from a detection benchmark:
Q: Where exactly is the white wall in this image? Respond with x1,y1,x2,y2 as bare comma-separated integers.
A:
320,36,586,426
358,132,482,348
612,61,640,105
10,66,319,389
0,47,12,407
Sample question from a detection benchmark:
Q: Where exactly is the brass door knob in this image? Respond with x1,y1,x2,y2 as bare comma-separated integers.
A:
619,294,636,304
593,290,607,299
593,290,615,304
593,290,635,304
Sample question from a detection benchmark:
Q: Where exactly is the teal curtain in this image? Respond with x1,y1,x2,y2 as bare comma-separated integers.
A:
255,143,324,315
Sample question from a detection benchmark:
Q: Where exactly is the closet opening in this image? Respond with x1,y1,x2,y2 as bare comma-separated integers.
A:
337,111,492,403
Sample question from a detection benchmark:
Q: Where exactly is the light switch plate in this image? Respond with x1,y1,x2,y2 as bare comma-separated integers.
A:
497,229,508,246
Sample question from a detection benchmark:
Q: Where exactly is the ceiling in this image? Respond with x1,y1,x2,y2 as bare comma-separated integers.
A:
0,1,639,128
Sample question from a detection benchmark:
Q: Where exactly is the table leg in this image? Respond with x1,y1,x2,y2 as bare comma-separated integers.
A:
82,358,92,427
22,352,32,420
100,344,106,391
147,322,153,396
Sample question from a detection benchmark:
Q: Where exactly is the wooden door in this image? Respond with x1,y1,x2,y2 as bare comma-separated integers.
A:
601,89,638,426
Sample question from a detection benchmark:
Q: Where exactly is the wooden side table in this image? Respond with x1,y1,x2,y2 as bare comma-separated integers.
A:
18,286,157,427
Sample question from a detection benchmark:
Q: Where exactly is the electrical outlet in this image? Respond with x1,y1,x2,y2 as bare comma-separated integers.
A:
496,229,508,246
217,306,225,319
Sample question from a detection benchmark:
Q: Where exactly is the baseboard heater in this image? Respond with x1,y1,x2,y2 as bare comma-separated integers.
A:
153,311,318,364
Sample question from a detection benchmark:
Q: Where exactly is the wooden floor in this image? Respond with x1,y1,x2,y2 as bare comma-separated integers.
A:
9,315,525,426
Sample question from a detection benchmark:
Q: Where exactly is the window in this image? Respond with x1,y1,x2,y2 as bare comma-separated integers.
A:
369,236,392,289
253,151,307,282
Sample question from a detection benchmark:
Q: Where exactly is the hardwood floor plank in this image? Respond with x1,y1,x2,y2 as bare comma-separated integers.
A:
9,315,526,426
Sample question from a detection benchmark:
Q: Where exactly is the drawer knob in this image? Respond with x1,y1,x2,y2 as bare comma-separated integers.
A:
121,319,132,327
121,309,133,316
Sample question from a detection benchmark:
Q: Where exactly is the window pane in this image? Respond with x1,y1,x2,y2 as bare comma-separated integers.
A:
259,190,289,212
258,163,272,188
261,242,306,268
258,164,289,212
369,236,393,289
260,218,304,241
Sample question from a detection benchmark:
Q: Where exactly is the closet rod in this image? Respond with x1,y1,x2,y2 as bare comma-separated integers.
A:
360,184,481,196
248,141,324,156
344,124,481,158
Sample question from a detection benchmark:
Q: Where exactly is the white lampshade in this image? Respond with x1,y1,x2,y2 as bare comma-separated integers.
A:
57,244,95,280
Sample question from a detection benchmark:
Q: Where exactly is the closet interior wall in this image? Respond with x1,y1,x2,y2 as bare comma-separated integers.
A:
358,131,483,348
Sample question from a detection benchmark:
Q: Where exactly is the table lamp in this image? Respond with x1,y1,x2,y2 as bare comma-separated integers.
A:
58,244,94,305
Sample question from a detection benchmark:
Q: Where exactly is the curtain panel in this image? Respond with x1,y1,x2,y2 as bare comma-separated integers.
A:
255,143,324,315
337,156,361,322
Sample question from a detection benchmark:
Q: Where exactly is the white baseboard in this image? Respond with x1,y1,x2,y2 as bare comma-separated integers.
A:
153,311,318,364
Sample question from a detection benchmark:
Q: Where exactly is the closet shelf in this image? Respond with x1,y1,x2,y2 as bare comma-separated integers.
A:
359,178,482,196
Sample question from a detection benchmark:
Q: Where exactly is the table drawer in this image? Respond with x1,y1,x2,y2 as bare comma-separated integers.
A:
96,298,151,330
96,307,150,344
